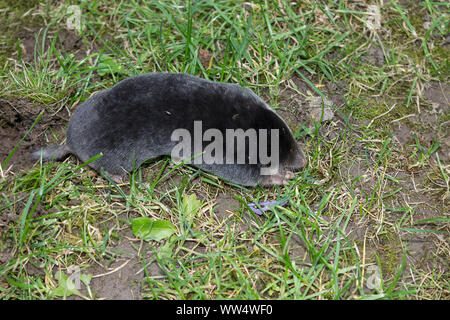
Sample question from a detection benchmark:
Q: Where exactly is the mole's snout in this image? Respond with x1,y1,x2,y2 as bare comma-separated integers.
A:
295,151,307,169
298,153,307,168
287,145,307,170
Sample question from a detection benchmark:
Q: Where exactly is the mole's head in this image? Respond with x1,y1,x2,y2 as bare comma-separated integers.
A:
285,142,307,170
274,117,307,171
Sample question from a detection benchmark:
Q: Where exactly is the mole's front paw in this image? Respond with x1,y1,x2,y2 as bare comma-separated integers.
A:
261,170,296,186
284,171,295,180
103,173,125,184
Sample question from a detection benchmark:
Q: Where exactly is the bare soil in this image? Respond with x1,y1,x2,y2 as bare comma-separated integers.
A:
0,98,67,173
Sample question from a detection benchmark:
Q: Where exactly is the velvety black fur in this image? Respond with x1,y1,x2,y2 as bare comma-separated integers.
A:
32,73,306,186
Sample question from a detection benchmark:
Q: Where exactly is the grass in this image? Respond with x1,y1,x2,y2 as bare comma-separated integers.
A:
0,0,449,299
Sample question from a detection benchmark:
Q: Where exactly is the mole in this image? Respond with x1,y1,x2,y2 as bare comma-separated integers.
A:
32,73,306,186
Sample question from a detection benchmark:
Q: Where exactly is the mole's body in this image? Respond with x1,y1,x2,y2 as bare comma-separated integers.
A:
32,73,306,186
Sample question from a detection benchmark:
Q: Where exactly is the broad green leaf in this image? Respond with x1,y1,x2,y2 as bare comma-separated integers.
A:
131,217,176,241
53,271,81,298
182,194,203,219
80,273,92,286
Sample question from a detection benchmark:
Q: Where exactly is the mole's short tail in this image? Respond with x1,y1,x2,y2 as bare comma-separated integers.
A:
31,144,71,161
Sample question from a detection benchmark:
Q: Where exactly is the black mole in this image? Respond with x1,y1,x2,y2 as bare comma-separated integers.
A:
32,73,306,186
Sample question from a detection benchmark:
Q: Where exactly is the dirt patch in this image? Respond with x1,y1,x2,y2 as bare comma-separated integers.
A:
276,71,347,135
15,25,93,63
0,98,67,175
72,230,145,300
213,192,241,221
390,81,450,163
363,45,386,67
392,122,412,146
423,81,449,111
1,1,94,65
0,97,66,237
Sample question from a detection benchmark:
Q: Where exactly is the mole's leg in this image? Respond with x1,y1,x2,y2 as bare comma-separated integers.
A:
284,171,295,180
103,172,125,184
260,171,295,186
